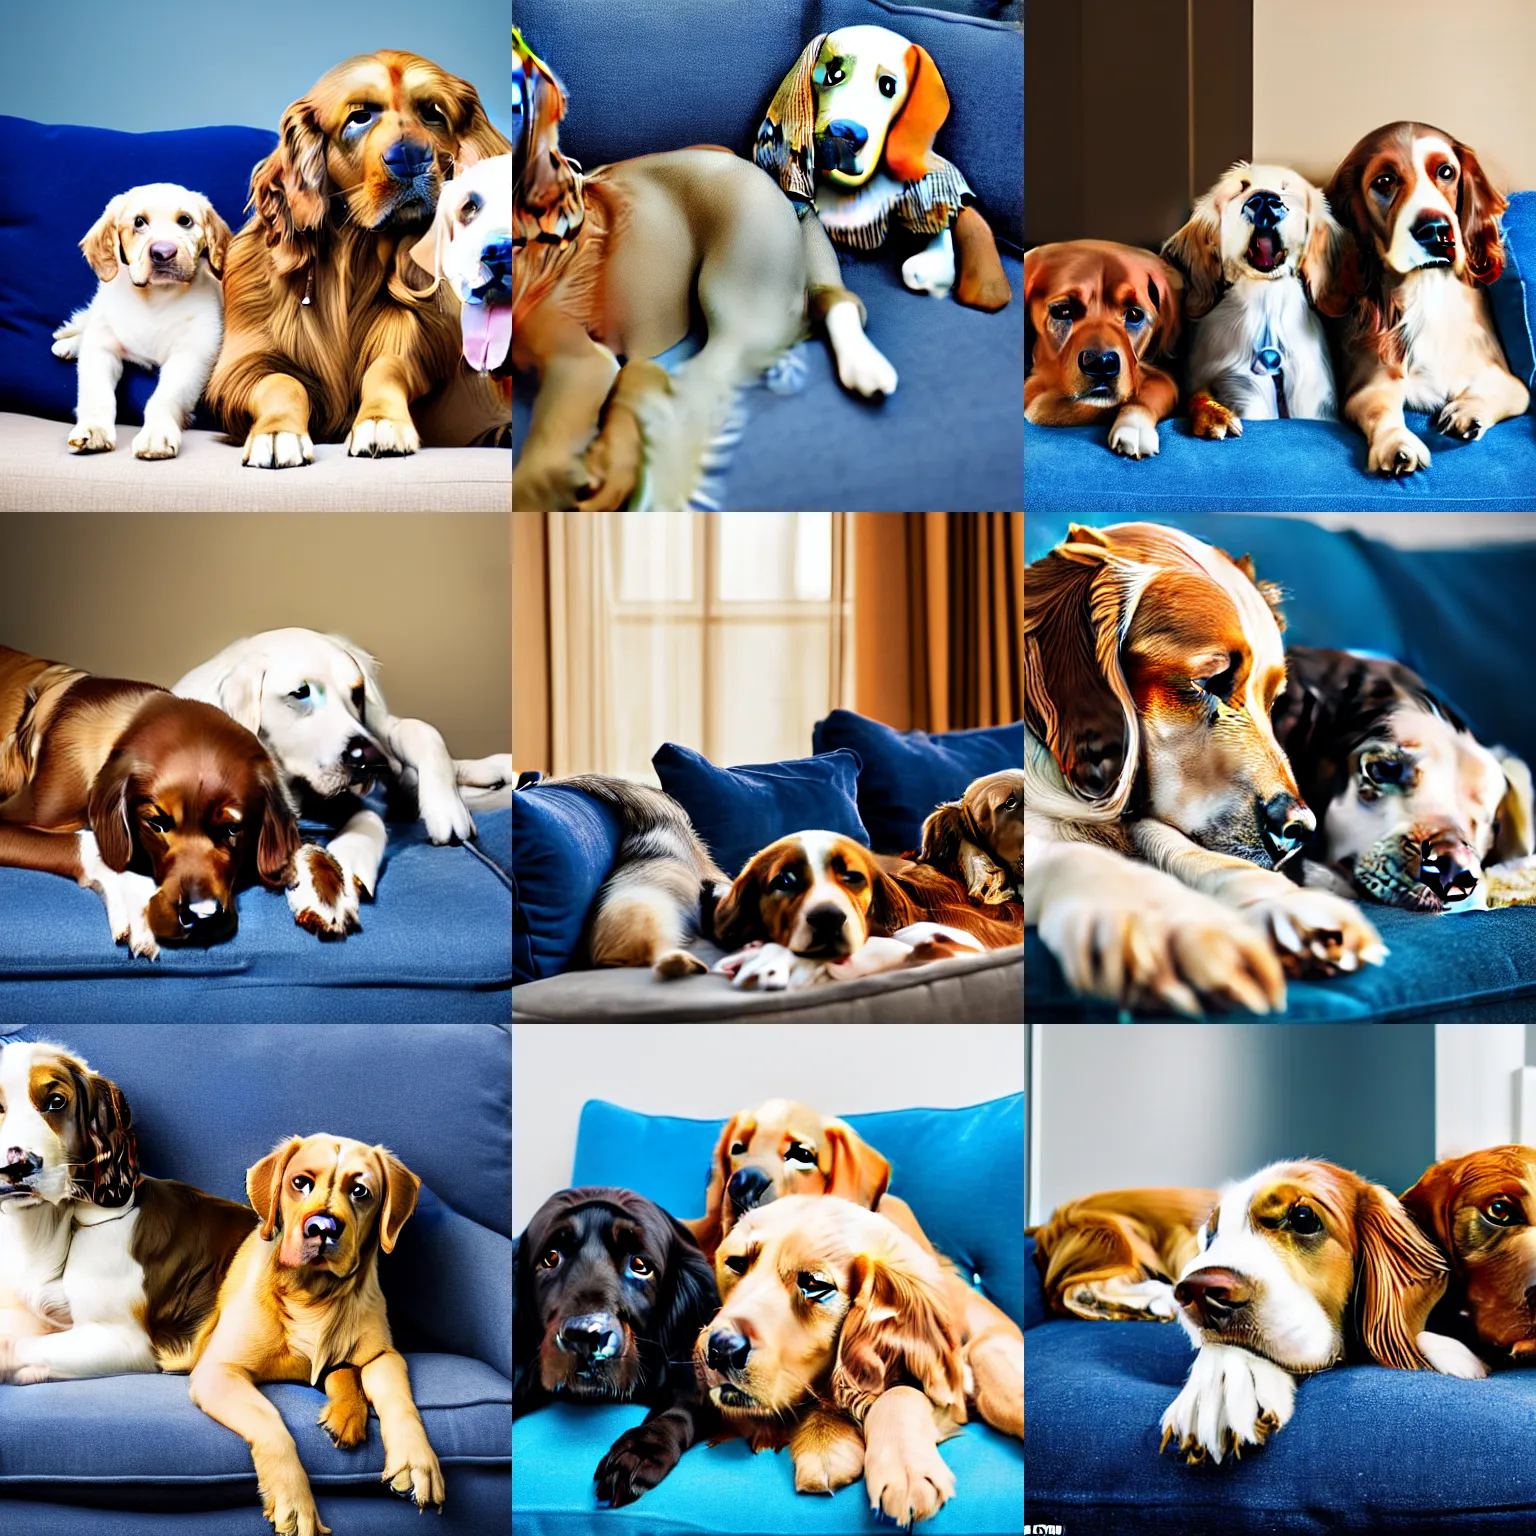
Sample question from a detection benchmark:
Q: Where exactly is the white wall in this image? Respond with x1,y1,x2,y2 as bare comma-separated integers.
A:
512,1023,1024,1232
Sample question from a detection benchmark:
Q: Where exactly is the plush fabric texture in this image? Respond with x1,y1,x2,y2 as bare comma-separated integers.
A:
813,708,1024,854
1491,191,1536,389
651,742,868,877
511,784,622,986
0,116,275,428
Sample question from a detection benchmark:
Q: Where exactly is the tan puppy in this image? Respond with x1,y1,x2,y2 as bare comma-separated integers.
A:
916,769,1024,903
188,1135,441,1536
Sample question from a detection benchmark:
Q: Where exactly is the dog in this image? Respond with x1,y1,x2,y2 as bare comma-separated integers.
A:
1325,122,1530,475
1161,162,1345,436
0,644,370,957
52,183,231,460
513,1187,721,1507
206,50,510,469
914,769,1023,903
1159,1159,1486,1465
188,1135,440,1536
755,26,1011,312
1272,647,1534,912
513,28,899,512
1025,523,1385,1016
1025,240,1183,457
709,830,1023,991
175,628,513,920
0,1042,256,1383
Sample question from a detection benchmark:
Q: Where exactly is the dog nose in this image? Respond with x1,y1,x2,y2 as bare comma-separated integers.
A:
383,138,434,181
176,893,232,940
344,736,387,774
727,1166,772,1213
804,904,847,939
149,241,178,263
1417,838,1480,903
1243,191,1287,227
822,119,868,151
477,235,513,296
706,1328,751,1374
0,1150,41,1180
1077,349,1120,379
1259,794,1314,865
302,1212,341,1243
557,1312,622,1363
1413,215,1454,253
1174,1267,1252,1324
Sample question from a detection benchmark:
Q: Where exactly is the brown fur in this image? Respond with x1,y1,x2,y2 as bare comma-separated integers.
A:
916,769,1023,902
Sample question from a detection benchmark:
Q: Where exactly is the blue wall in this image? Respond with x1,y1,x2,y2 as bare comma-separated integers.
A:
0,0,509,137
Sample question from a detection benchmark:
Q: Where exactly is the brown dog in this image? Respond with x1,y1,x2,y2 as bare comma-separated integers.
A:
187,1135,439,1536
916,769,1023,903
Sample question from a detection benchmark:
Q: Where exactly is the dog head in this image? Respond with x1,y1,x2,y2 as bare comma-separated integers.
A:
80,183,231,287
512,27,583,241
918,769,1024,886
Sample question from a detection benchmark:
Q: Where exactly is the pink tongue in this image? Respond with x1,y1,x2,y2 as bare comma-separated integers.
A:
462,304,511,372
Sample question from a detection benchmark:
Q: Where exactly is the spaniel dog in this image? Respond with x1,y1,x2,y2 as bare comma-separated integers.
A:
1273,647,1534,911
916,768,1022,904
1026,523,1384,1016
52,183,231,460
207,50,510,468
513,1187,721,1507
1161,1160,1486,1465
1162,163,1345,436
1325,121,1529,475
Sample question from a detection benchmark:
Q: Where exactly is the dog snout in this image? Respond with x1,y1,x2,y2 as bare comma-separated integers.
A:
815,120,869,174
1243,191,1287,228
804,904,847,939
148,241,179,263
301,1211,342,1244
1174,1266,1253,1325
175,890,235,944
477,235,513,298
383,137,435,182
727,1166,772,1214
344,736,388,775
705,1327,751,1375
1417,836,1480,903
1077,348,1121,380
0,1150,42,1182
1259,793,1314,866
1412,214,1455,256
822,120,868,152
557,1312,622,1364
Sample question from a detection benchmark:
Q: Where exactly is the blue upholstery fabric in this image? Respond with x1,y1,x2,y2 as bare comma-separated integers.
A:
511,785,621,986
0,115,275,427
515,1094,1024,1533
1491,191,1536,389
0,810,512,1023
652,742,869,877
813,709,1025,855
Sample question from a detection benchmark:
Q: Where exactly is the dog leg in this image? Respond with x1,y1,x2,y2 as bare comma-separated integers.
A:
952,205,1013,311
76,831,159,959
348,356,422,458
1348,373,1430,475
965,1321,1024,1438
513,304,619,509
323,811,387,902
802,214,898,396
287,843,362,938
453,753,513,792
360,1350,445,1512
383,717,475,843
134,345,213,460
318,1366,370,1448
68,334,123,453
1435,364,1531,441
862,1385,956,1527
902,227,956,299
242,373,315,469
789,1405,865,1494
580,359,670,511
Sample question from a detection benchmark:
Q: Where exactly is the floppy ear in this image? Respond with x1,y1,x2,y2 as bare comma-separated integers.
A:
831,1252,966,1421
885,44,949,184
1299,182,1348,315
692,1114,745,1255
407,207,448,295
655,1216,722,1364
210,662,265,736
868,868,919,935
80,195,124,282
447,73,513,165
248,1137,303,1240
339,641,389,729
1143,258,1182,356
1354,1182,1448,1369
250,97,328,275
1491,747,1535,864
376,1148,421,1254
824,1121,890,1208
712,865,767,950
1162,191,1224,320
202,204,234,279
917,801,969,874
1023,524,1145,812
255,760,300,889
71,1063,139,1208
1400,1161,1459,1273
1455,140,1507,285
753,33,827,203
86,752,138,873
1231,553,1287,631
1324,158,1381,324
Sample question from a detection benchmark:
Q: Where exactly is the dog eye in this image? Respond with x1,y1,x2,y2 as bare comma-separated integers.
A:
1198,661,1236,703
142,811,173,835
538,1247,563,1270
730,1140,747,1155
421,103,447,126
769,870,800,892
220,824,242,844
784,1143,816,1167
1437,164,1457,181
291,1175,313,1194
459,192,483,226
350,1184,371,1202
176,214,193,229
1124,305,1146,325
823,64,845,86
346,108,376,129
1047,300,1074,321
1363,757,1406,786
1486,1198,1523,1226
44,1093,67,1113
842,870,865,888
878,75,897,99
133,215,147,229
626,1254,654,1279
289,684,311,702
1003,795,1019,810
724,1254,751,1275
1372,173,1396,193
797,1271,835,1300
1287,1203,1322,1235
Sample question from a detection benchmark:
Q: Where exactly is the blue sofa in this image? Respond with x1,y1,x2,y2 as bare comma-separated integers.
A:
0,807,512,1023
511,0,1024,511
514,1093,1024,1535
1025,193,1536,513
1025,513,1536,1022
0,1022,511,1535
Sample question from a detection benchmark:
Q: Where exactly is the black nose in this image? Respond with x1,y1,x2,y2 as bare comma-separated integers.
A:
557,1312,622,1364
302,1212,341,1242
1417,839,1479,903
477,235,513,297
1078,349,1120,379
175,893,234,943
0,1150,42,1181
148,241,178,262
706,1329,751,1374
1259,793,1315,866
1243,191,1287,228
1413,215,1454,253
383,138,434,181
344,736,387,774
803,905,847,940
727,1166,772,1213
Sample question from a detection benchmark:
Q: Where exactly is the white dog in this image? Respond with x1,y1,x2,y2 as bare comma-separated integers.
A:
176,630,511,921
1162,162,1345,436
52,183,230,460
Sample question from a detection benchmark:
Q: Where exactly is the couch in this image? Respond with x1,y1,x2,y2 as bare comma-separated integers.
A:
1025,513,1536,1022
510,0,1024,511
0,1021,511,1535
1025,193,1536,513
514,1093,1024,1535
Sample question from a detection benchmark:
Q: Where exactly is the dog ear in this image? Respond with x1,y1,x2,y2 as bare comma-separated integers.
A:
376,1148,422,1254
1162,188,1224,320
248,1137,304,1240
1492,747,1535,864
1299,182,1349,316
1144,258,1182,357
1399,1159,1460,1275
1354,1182,1448,1369
824,1121,890,1208
754,33,827,203
250,98,328,275
86,752,138,873
445,73,513,166
656,1215,722,1362
255,759,300,889
693,1112,746,1255
207,662,265,736
202,203,234,279
1231,553,1287,631
1324,157,1383,326
1455,140,1507,285
80,194,125,282
918,801,968,874
712,864,766,950
868,868,918,935
70,1062,139,1208
885,44,949,183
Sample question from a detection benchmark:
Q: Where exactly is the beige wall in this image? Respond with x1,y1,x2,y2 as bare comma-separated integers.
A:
1254,0,1536,193
0,514,509,758
511,511,549,775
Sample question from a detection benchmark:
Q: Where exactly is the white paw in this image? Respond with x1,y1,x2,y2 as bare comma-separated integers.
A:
51,333,81,361
133,419,182,460
68,421,115,454
900,247,956,298
287,843,362,938
825,303,898,397
1109,410,1159,458
724,942,795,991
1417,1330,1488,1379
76,832,160,959
419,777,476,844
1240,888,1387,977
244,431,314,468
1368,424,1432,475
1159,1344,1295,1465
348,416,420,457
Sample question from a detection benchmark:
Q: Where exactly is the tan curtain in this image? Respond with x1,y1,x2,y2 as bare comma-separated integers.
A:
546,512,617,777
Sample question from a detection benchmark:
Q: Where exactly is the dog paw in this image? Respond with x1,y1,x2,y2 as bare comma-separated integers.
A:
133,420,182,459
382,1440,445,1511
1191,394,1244,440
579,403,643,511
348,416,420,457
1159,1343,1294,1465
1239,887,1388,978
418,779,475,846
725,942,795,991
68,422,116,453
653,948,708,979
863,1432,955,1527
261,1489,330,1536
792,1432,865,1494
827,308,899,398
287,844,361,940
51,332,81,361
1109,410,1160,458
1368,425,1431,475
594,1420,684,1507
1435,400,1486,441
244,429,314,468
900,246,956,299
317,1397,370,1449
77,834,161,959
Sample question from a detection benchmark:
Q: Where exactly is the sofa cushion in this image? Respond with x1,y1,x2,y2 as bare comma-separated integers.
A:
511,785,621,986
813,709,1024,854
1490,191,1536,390
0,116,275,428
652,742,868,877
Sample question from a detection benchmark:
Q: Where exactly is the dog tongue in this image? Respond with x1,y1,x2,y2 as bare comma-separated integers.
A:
1252,231,1278,268
462,303,511,373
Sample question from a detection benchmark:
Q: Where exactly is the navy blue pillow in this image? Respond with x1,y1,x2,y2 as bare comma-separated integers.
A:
1491,191,1536,393
0,115,276,427
812,709,1024,853
652,743,869,878
511,785,622,985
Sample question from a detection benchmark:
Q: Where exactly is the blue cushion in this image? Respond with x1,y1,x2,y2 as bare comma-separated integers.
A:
1491,190,1536,390
651,742,869,878
0,115,275,427
511,785,621,986
812,709,1024,854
